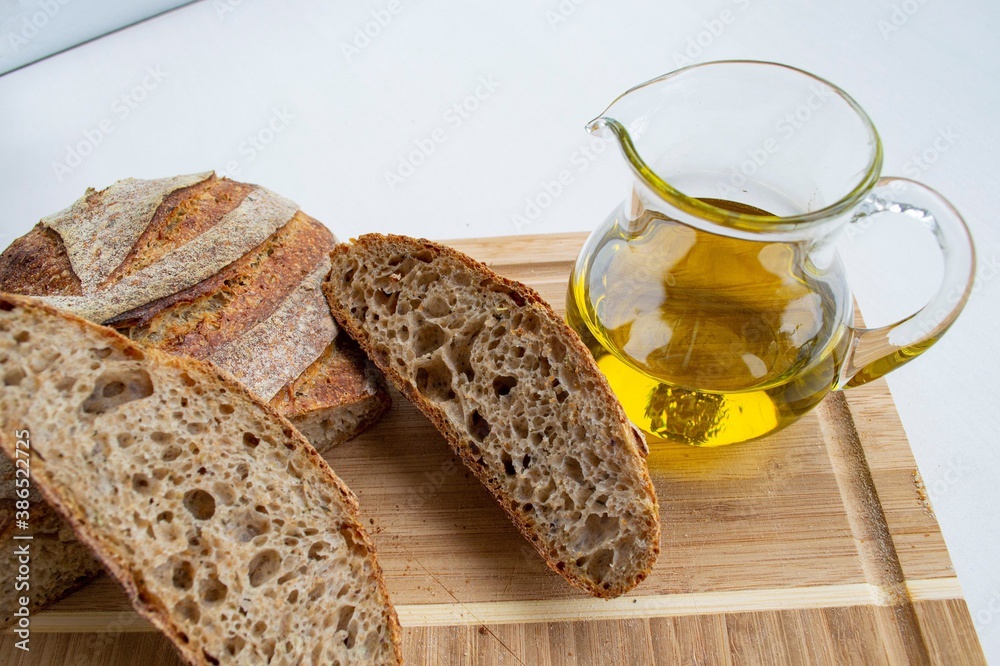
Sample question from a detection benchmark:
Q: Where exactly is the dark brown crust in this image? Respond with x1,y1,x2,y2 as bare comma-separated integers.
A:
323,234,661,599
0,225,82,296
0,293,404,666
102,175,255,287
271,335,392,432
109,211,335,358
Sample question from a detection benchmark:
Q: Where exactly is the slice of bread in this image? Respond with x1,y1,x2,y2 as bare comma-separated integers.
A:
0,500,102,629
324,234,661,598
0,294,402,665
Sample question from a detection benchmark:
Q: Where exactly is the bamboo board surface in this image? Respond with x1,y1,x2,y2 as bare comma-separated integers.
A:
1,232,985,665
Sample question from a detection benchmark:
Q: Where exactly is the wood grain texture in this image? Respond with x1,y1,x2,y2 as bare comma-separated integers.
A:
0,233,984,665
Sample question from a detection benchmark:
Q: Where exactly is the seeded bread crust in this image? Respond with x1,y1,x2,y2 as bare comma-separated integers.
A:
324,234,660,598
0,294,403,665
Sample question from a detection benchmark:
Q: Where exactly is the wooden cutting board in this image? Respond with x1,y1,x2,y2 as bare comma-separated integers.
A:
1,232,985,665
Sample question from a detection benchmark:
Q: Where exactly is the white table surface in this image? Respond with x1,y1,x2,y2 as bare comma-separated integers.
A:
1,0,998,660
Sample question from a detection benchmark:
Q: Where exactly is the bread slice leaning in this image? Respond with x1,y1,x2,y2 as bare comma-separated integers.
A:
0,500,102,629
324,234,661,598
0,294,402,665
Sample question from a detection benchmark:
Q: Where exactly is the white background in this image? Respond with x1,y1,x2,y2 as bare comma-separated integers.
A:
1,0,998,660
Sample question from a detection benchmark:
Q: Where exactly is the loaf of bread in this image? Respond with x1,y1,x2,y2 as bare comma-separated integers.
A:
0,294,402,665
324,234,661,598
0,172,391,630
0,172,390,452
1,500,103,629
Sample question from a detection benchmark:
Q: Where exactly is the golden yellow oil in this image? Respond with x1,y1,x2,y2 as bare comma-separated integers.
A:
566,199,852,446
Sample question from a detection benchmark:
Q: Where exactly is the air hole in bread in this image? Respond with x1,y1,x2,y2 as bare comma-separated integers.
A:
414,357,454,402
117,432,134,448
224,637,246,657
183,489,216,520
81,368,154,414
55,375,77,392
213,483,236,506
172,561,194,590
308,582,326,601
336,604,357,647
248,549,281,587
174,598,200,624
219,403,234,415
492,375,518,397
338,526,367,559
162,445,182,462
587,548,615,582
200,575,228,604
157,511,173,523
230,509,270,542
580,514,619,551
243,432,260,449
421,294,449,318
411,321,447,357
3,367,25,386
372,288,399,314
13,330,29,344
501,452,515,476
468,410,491,443
90,347,112,359
307,541,329,560
535,478,556,503
287,589,299,604
132,474,151,494
202,649,220,665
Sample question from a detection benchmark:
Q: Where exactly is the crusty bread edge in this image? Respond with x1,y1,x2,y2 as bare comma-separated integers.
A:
0,293,403,665
323,234,661,599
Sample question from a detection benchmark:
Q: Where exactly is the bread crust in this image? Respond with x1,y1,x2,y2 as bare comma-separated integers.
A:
324,234,661,598
0,294,403,665
0,174,389,450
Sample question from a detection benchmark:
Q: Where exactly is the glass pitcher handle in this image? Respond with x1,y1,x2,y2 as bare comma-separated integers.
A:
836,177,976,389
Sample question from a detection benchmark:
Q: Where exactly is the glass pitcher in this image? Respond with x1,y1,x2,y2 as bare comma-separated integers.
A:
566,61,975,447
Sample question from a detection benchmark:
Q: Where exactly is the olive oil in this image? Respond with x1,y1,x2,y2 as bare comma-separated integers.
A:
566,199,852,446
